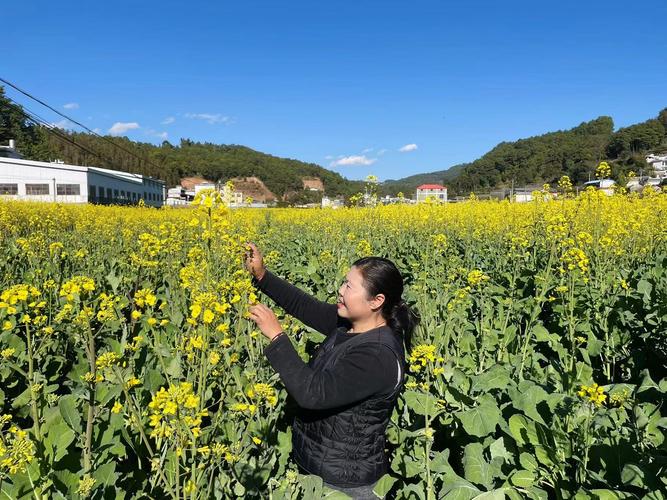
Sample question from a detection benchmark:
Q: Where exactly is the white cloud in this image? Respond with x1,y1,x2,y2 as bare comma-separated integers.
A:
161,116,175,125
108,122,140,136
63,102,79,110
146,129,168,140
185,113,232,125
51,119,74,130
377,148,387,155
92,128,101,134
330,155,377,167
399,143,418,152
324,155,334,160
362,147,374,153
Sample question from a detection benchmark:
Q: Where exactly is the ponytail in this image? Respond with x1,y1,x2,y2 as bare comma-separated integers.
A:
388,298,420,352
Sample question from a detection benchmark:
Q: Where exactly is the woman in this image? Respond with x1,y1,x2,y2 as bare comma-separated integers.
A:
244,242,419,499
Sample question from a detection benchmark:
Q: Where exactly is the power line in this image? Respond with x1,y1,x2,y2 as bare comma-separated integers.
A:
7,98,127,172
0,76,164,176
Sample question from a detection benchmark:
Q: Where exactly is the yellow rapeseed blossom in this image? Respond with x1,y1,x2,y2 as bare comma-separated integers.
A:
148,382,208,441
577,382,607,407
134,288,157,309
0,420,36,475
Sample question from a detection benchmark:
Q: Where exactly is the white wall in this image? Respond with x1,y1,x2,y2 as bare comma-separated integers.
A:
0,158,166,206
0,158,88,203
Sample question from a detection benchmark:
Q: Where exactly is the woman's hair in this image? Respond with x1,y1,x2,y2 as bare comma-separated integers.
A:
351,256,420,351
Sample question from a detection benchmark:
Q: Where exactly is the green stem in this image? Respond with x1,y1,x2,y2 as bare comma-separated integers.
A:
83,326,96,474
25,325,41,441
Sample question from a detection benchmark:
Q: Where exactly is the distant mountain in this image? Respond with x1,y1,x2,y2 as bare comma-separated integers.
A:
380,163,466,196
383,109,667,196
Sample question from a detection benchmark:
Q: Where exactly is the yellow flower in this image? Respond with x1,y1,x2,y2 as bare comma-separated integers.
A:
96,351,120,369
202,309,215,324
209,351,221,366
577,382,607,407
190,303,202,319
134,288,157,308
111,401,123,414
252,436,262,445
131,310,142,321
1,348,16,360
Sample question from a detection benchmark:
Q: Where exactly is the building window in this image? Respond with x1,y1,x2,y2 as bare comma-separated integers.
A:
26,184,50,195
143,191,147,200
120,190,126,199
107,188,112,199
0,184,18,195
99,186,105,198
132,192,137,201
114,189,119,198
57,184,80,195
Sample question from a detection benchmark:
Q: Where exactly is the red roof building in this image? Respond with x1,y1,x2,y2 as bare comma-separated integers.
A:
415,183,448,202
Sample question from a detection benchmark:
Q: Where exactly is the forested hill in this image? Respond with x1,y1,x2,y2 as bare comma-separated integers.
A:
0,87,364,199
384,109,667,196
2,85,665,198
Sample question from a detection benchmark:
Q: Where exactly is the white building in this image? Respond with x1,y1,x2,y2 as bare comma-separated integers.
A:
0,155,165,207
646,154,667,180
415,183,448,202
583,178,616,196
321,196,344,209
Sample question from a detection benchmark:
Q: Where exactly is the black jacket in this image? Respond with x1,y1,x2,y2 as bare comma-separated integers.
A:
254,269,406,486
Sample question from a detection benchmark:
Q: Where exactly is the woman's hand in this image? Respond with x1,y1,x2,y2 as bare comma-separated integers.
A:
244,242,266,281
247,303,283,341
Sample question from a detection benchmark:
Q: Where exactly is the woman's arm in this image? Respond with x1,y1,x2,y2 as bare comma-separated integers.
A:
253,268,343,336
263,334,399,410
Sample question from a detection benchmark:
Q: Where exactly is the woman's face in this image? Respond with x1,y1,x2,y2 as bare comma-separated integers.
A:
336,266,384,320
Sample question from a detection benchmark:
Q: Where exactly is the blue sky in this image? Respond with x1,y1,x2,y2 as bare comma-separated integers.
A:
4,0,666,181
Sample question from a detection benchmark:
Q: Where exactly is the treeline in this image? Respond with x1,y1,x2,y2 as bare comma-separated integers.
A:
0,87,364,199
3,85,665,199
386,109,667,196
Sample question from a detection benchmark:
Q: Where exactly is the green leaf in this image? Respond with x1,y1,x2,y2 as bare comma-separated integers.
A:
636,279,652,298
472,490,507,500
508,414,539,446
93,462,117,487
58,394,82,434
463,443,492,488
440,479,481,500
471,365,511,393
402,390,439,417
509,469,535,487
457,397,502,438
637,369,659,393
45,420,75,462
519,452,538,471
511,383,550,425
489,437,512,462
431,449,457,476
531,324,553,343
372,474,397,497
588,489,634,499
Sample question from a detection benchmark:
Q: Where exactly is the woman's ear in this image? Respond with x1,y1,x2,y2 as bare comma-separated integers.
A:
369,293,385,311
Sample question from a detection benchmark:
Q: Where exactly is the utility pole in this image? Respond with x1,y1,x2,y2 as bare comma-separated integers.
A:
52,178,56,202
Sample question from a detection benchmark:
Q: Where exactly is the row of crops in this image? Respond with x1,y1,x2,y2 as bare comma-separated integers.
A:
0,188,665,498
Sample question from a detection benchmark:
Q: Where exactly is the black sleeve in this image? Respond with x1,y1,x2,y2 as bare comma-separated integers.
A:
263,334,399,410
252,268,345,336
